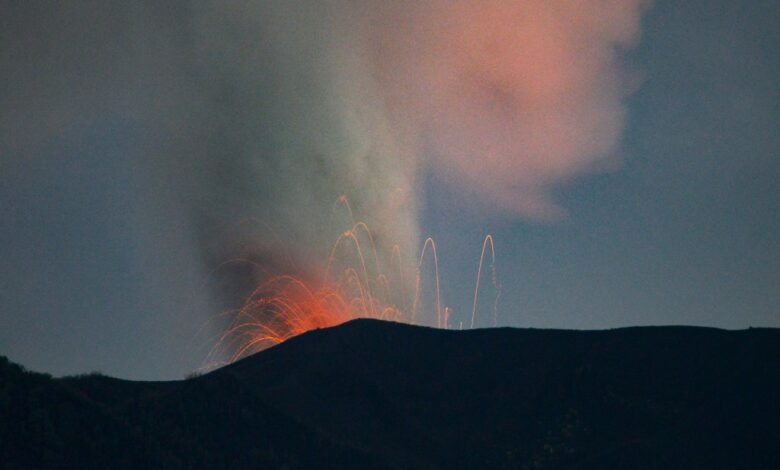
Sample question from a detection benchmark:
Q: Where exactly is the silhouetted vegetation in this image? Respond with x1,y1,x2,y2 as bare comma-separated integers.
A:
2,321,779,468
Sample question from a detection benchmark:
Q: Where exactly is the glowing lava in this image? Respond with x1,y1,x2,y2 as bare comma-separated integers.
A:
211,197,499,364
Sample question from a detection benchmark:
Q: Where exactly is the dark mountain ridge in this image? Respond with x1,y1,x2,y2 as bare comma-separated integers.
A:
2,320,779,468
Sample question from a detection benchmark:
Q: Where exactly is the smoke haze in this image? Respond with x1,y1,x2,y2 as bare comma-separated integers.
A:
0,0,649,375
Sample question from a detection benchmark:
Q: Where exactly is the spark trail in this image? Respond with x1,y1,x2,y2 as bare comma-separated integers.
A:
211,197,499,364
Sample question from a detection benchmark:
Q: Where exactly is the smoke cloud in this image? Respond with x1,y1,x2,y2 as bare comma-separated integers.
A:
1,0,648,327
356,0,648,219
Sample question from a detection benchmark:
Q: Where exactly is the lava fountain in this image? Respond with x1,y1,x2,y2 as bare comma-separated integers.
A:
209,196,499,364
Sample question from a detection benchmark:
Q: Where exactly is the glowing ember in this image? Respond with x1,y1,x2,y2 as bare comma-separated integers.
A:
210,197,499,364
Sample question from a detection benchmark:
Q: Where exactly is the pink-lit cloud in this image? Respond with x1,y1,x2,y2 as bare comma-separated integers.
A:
360,0,649,219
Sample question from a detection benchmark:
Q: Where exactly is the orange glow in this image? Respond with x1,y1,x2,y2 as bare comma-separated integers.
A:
211,196,498,364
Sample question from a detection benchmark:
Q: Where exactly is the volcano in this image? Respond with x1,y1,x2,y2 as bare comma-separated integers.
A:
2,319,779,468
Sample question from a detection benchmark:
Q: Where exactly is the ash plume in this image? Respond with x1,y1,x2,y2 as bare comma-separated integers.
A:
1,1,421,312
1,0,648,317
358,0,650,219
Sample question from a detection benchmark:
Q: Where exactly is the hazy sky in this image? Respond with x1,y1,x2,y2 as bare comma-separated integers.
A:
1,0,778,380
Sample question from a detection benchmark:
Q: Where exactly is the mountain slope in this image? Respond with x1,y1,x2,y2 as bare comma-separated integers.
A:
2,320,779,468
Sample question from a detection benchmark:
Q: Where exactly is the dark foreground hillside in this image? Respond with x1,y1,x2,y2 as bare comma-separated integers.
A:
2,320,779,469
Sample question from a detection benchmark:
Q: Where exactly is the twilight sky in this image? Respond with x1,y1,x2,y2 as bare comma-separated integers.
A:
1,0,779,380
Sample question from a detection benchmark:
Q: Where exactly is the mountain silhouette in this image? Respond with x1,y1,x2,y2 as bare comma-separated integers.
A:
2,319,779,468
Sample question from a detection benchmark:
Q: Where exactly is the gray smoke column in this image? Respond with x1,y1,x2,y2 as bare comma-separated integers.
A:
2,2,422,298
179,1,423,296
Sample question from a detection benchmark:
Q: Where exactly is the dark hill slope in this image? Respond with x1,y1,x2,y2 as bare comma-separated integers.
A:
2,320,779,468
